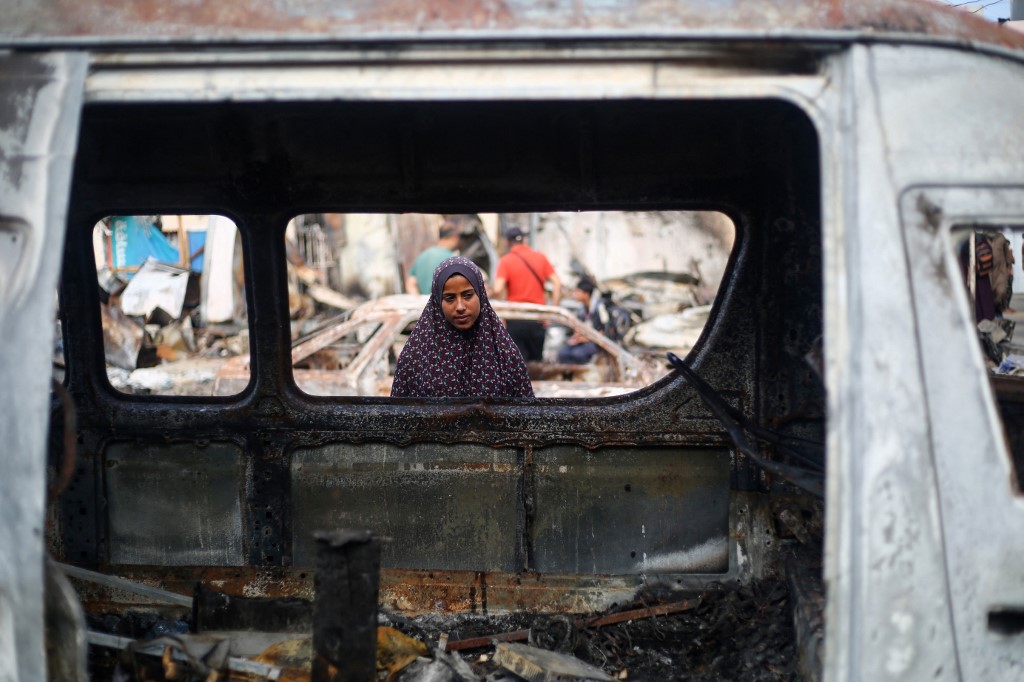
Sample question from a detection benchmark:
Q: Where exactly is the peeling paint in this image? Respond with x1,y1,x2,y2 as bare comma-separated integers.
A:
884,610,916,676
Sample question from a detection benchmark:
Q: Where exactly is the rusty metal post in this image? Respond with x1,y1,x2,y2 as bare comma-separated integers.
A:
312,529,380,682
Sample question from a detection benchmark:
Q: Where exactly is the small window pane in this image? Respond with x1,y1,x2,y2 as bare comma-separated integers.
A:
95,215,249,396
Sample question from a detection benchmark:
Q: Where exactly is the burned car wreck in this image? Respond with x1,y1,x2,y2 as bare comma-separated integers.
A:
4,0,1024,680
51,95,827,682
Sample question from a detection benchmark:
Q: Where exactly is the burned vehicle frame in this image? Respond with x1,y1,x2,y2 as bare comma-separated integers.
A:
58,95,825,680
61,96,803,584
4,1,1024,680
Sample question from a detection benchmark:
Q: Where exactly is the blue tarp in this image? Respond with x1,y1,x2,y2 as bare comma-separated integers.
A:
109,216,205,273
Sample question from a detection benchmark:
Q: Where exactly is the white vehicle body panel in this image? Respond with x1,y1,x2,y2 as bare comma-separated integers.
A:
0,52,86,682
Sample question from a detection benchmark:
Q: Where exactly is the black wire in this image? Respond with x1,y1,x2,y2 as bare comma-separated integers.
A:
946,0,986,7
945,0,1005,13
666,353,824,497
970,0,1005,14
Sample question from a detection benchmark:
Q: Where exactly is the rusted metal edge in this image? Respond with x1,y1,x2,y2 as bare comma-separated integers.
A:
2,0,1023,52
70,566,694,616
3,31,1024,64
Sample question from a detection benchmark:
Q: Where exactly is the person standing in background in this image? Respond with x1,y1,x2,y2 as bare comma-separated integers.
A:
493,226,562,361
960,231,997,322
405,218,463,295
989,231,1015,315
558,278,603,364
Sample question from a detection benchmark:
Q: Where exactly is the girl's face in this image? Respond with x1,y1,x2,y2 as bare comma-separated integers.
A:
441,274,481,330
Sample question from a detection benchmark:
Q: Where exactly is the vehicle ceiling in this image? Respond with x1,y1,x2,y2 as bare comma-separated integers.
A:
70,99,811,218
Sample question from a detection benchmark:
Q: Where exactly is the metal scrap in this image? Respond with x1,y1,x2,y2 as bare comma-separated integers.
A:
87,631,285,680
377,626,430,680
493,642,614,682
100,302,145,370
120,258,193,321
59,563,193,608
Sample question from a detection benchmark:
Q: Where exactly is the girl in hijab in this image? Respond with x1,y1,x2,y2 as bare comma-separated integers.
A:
391,256,535,399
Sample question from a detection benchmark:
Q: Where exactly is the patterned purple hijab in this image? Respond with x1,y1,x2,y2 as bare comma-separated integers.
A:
391,256,535,399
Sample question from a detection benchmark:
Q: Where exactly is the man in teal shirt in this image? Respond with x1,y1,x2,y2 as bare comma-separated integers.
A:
405,221,462,294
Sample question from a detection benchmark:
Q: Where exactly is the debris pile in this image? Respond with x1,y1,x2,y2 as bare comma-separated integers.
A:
978,317,1017,367
625,305,712,357
379,581,799,682
82,579,802,681
98,257,248,395
587,271,716,359
603,272,706,322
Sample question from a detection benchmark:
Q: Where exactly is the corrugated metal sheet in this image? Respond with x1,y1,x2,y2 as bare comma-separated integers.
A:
3,0,1024,52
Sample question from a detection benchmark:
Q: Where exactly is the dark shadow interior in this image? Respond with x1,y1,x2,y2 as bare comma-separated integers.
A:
56,99,823,596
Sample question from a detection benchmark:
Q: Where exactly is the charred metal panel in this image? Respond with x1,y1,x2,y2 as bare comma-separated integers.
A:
754,105,826,479
291,444,521,571
59,433,104,565
530,447,730,574
193,584,311,633
105,441,246,565
59,86,822,604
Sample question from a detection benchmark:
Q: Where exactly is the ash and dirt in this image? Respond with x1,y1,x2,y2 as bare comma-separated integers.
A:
385,579,800,681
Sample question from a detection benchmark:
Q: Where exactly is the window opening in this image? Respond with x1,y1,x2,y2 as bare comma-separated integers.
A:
953,223,1024,491
279,211,735,398
953,225,1023,370
94,215,249,396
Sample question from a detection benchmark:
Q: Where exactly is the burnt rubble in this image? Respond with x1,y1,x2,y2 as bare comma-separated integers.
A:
382,578,804,682
83,575,811,681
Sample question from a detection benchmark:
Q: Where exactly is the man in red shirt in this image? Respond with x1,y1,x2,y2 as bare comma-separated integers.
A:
493,226,562,361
